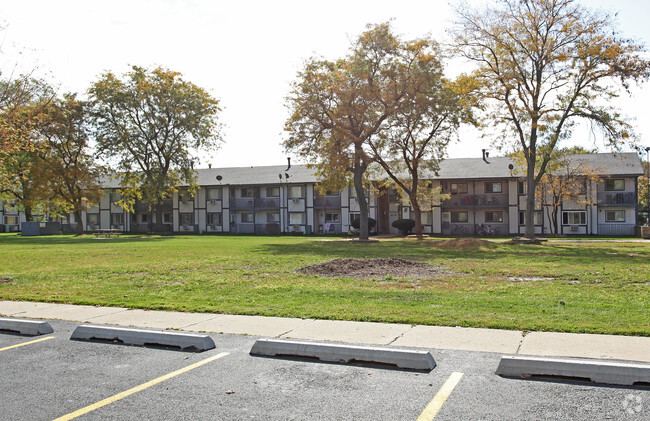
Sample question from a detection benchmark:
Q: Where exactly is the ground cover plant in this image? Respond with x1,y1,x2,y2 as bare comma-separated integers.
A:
0,234,647,335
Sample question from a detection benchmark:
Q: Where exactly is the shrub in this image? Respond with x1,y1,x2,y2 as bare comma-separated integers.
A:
351,217,377,232
392,218,415,235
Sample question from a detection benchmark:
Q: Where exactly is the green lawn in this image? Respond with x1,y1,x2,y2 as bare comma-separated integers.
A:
0,233,648,335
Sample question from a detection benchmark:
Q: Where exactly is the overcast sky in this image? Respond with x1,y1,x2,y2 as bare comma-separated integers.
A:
1,0,649,168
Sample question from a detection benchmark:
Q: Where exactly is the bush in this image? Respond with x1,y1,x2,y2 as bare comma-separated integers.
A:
351,217,377,232
392,218,415,235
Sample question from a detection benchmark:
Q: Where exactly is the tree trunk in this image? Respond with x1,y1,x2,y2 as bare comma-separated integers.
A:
525,162,537,240
24,205,33,222
411,197,423,239
353,155,369,240
74,209,84,235
551,207,559,235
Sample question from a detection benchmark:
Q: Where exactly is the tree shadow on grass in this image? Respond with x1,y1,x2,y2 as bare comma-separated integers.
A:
255,237,650,267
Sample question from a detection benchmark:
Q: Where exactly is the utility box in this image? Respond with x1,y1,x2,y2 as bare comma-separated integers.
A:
43,222,61,235
21,222,41,236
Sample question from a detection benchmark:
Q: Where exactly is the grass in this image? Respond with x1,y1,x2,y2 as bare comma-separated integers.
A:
0,233,648,336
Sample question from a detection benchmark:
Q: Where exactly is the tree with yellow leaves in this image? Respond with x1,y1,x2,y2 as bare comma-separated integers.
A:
452,0,650,240
89,66,222,232
285,23,475,239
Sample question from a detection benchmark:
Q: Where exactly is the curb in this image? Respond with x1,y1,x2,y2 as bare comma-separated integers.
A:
250,338,436,371
70,324,216,352
0,317,54,336
496,355,650,386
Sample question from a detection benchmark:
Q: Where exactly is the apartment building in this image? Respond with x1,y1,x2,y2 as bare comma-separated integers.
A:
1,153,644,236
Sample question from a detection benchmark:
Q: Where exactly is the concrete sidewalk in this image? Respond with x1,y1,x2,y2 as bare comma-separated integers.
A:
1,300,648,363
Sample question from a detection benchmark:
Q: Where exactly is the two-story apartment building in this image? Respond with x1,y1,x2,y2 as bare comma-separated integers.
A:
1,153,644,236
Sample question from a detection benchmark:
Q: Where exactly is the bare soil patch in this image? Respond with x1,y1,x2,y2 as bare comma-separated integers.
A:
297,258,450,280
430,238,496,250
0,277,13,283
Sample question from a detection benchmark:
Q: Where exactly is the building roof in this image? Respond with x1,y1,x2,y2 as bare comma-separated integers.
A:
100,153,643,188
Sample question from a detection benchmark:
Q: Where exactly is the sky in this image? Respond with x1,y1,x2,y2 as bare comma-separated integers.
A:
1,0,649,169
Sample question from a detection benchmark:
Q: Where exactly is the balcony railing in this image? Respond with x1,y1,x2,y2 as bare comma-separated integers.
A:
318,222,342,234
254,197,281,210
230,198,255,210
442,194,508,208
597,192,636,206
314,196,342,208
232,223,281,234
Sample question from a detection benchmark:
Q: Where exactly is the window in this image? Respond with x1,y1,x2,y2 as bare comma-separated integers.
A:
4,215,18,225
562,211,586,225
421,212,431,225
110,191,121,203
288,185,305,198
451,211,468,223
111,213,124,227
350,213,360,225
163,213,173,224
518,181,527,195
266,212,280,223
207,212,222,225
605,179,625,191
605,210,625,222
485,211,503,223
266,186,280,197
240,188,254,198
87,213,99,227
485,182,502,193
207,188,222,200
180,213,193,226
289,213,305,225
140,213,149,223
325,190,340,197
450,183,468,194
240,212,254,223
519,210,543,225
325,212,340,223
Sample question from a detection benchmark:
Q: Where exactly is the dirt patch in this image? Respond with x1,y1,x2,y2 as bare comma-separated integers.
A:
297,258,450,280
0,277,13,283
430,238,496,250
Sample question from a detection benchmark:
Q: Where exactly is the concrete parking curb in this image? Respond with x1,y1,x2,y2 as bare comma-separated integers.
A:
70,324,216,352
0,317,54,336
496,355,650,386
250,338,436,371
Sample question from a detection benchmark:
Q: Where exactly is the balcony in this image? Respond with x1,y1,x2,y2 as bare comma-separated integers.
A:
442,194,508,208
318,223,342,234
314,196,342,209
598,223,635,236
597,192,636,206
254,197,280,210
231,198,255,210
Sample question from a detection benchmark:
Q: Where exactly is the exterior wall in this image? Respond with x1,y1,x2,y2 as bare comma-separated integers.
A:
0,200,25,232
43,161,640,237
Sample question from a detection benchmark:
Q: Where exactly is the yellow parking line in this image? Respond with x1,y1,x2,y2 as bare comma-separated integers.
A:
417,372,464,421
53,351,230,421
0,336,54,352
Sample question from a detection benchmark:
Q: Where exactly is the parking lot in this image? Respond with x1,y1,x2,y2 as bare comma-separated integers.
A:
1,320,648,420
